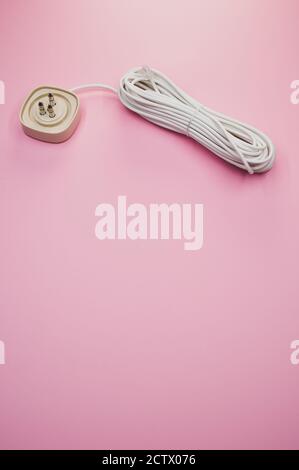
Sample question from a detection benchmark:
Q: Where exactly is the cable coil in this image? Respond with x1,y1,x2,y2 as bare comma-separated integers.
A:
72,66,275,174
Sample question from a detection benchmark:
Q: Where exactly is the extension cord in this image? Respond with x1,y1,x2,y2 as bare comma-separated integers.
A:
20,66,275,174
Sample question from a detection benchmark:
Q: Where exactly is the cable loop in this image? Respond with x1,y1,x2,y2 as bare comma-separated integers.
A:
118,66,275,174
71,66,275,174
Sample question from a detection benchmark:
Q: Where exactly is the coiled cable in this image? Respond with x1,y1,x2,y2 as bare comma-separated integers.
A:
72,66,275,174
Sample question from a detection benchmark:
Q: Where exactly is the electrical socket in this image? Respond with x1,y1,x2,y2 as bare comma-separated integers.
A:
20,86,80,143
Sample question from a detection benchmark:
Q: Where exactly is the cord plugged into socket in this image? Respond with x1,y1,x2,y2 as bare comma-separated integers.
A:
20,86,80,143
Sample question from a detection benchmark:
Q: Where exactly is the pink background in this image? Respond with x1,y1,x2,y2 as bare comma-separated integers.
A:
0,0,299,450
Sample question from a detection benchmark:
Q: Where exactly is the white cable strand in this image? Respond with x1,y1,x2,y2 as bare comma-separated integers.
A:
72,67,275,174
70,83,117,94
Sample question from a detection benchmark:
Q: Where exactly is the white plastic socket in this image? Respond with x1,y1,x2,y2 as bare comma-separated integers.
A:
20,86,80,143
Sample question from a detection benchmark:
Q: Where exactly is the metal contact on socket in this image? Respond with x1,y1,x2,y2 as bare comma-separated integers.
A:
38,101,46,115
47,104,56,118
48,92,56,107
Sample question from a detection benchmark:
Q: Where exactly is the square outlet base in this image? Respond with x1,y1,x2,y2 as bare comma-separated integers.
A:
20,86,80,143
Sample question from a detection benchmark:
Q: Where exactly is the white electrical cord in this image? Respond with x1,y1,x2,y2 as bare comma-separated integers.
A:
71,66,275,174
71,83,117,94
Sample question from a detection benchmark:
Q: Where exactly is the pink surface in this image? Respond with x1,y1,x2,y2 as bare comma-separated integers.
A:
0,0,299,450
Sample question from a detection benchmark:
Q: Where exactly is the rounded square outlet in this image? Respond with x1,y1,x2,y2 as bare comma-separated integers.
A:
20,86,80,143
